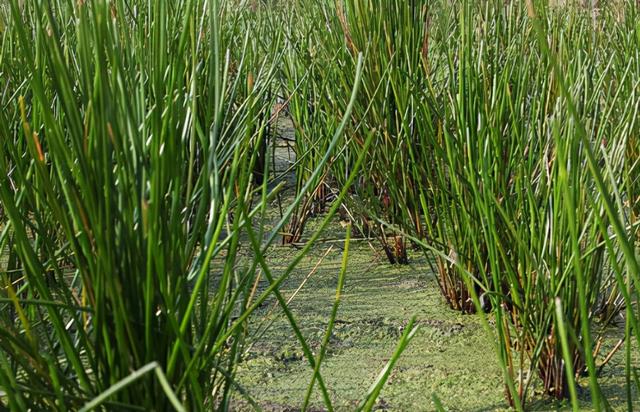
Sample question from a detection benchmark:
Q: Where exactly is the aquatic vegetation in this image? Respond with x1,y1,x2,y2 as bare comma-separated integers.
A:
0,0,638,410
0,0,389,410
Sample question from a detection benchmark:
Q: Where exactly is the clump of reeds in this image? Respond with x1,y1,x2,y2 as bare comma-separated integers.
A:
416,0,640,408
327,0,433,264
0,0,408,410
278,5,338,244
0,0,284,408
324,0,640,408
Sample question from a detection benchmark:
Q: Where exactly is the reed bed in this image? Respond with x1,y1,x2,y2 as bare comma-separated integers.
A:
1,0,639,410
0,0,417,410
280,0,639,409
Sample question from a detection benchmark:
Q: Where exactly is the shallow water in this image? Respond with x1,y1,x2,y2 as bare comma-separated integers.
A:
232,224,639,411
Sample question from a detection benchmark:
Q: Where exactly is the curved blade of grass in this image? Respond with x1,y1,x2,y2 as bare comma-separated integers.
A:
356,316,418,412
554,298,579,411
302,225,351,411
79,362,185,412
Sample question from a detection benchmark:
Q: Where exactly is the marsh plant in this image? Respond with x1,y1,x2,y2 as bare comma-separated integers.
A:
279,5,339,245
1,0,640,410
416,1,640,408
320,0,640,408
0,0,285,408
0,0,415,410
327,0,436,264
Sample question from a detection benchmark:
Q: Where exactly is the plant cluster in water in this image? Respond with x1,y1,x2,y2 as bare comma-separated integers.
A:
0,0,638,411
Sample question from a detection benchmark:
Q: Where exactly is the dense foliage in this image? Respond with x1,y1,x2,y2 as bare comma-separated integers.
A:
1,0,638,410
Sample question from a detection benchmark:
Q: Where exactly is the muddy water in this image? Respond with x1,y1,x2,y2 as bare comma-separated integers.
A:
236,241,499,410
232,224,638,411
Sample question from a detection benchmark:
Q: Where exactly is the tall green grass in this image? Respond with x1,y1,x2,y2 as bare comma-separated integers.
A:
306,0,640,408
2,0,639,410
0,0,415,410
420,0,638,408
0,0,281,408
278,4,339,244
325,0,436,264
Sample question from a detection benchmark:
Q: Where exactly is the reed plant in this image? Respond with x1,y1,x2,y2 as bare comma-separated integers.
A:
0,0,280,408
0,0,396,410
374,0,640,407
424,0,640,408
288,0,639,408
328,0,435,264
